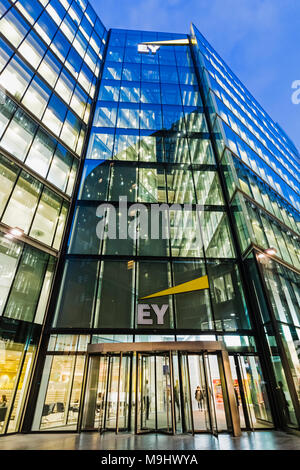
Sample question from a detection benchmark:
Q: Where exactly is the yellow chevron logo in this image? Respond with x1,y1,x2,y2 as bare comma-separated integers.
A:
140,275,209,300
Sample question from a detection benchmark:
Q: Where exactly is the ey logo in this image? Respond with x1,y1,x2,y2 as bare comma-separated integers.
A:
138,44,160,54
137,275,210,326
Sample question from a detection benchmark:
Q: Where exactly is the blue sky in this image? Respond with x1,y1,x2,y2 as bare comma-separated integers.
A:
90,0,300,152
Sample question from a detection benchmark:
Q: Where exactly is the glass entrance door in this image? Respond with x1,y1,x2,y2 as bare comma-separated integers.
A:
82,353,131,432
136,352,175,434
180,352,229,435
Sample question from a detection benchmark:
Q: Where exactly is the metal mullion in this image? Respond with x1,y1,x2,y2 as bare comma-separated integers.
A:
115,352,122,434
185,354,194,434
203,352,218,436
154,355,157,431
90,256,103,329
102,355,111,432
77,352,90,432
169,350,176,435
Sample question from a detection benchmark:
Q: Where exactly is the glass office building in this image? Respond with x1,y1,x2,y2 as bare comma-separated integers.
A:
0,0,299,437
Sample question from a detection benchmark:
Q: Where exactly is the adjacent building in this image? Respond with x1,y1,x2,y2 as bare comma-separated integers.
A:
0,0,299,437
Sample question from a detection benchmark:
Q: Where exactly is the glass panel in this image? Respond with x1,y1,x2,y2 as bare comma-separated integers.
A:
0,233,23,316
0,155,20,217
30,188,62,246
38,50,61,87
188,355,211,431
25,129,56,178
0,56,32,99
6,346,35,433
238,355,274,428
207,354,227,431
0,8,29,48
2,171,42,233
1,109,37,162
18,31,46,69
94,261,134,329
82,355,109,430
48,146,73,193
4,245,49,323
54,259,99,328
0,341,24,434
38,355,85,430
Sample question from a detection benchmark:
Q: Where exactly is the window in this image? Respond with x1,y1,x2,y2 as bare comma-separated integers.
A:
95,261,134,328
30,188,62,246
137,262,173,329
87,132,114,160
34,10,57,45
0,38,13,73
0,56,33,100
4,245,50,323
51,30,71,63
122,63,140,82
1,109,37,162
173,261,212,329
19,31,47,69
22,77,51,119
94,105,117,128
103,62,122,80
70,85,88,119
48,145,74,192
109,165,137,202
140,83,161,104
0,97,17,137
0,8,29,48
2,170,42,233
43,95,67,135
0,232,22,316
38,50,61,87
16,0,43,24
113,132,139,161
25,129,56,178
140,106,162,130
60,111,82,150
0,155,20,217
54,260,99,328
55,69,75,104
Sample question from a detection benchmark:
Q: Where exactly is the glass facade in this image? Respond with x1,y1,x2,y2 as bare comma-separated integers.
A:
0,0,106,435
0,1,299,437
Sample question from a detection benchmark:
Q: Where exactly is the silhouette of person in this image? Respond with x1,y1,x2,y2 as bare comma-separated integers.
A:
277,381,291,424
195,386,204,411
174,380,180,418
0,395,7,408
144,380,150,420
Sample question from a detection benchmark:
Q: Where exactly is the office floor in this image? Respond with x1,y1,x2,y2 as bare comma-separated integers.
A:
0,430,299,450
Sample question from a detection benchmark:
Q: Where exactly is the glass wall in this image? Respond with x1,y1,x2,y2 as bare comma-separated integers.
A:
0,318,40,435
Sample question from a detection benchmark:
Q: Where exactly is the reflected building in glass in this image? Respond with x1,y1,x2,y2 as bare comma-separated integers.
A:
0,0,299,438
